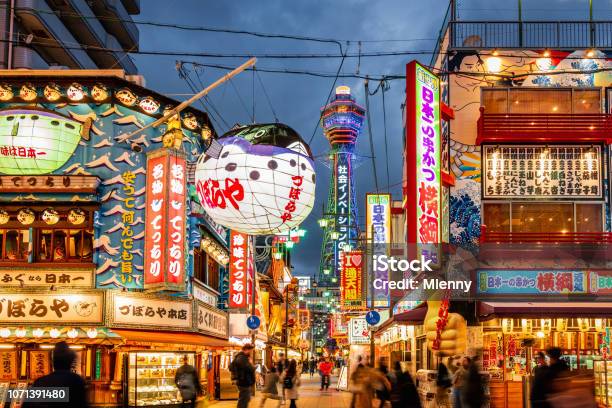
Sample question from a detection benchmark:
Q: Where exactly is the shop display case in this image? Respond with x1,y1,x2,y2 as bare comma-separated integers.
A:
595,360,612,406
127,351,195,407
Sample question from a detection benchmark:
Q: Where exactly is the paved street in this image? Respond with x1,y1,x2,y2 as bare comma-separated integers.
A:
212,374,353,408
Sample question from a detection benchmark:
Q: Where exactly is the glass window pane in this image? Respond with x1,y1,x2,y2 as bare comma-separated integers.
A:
483,203,510,232
6,230,29,260
482,89,508,113
573,90,601,113
38,230,52,261
576,204,602,232
511,203,573,233
509,89,571,113
52,230,67,261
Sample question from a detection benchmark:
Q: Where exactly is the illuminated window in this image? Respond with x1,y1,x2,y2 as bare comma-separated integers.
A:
0,207,93,263
483,202,602,233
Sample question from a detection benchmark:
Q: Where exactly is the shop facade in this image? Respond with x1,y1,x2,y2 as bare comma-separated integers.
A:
424,17,612,406
0,70,230,407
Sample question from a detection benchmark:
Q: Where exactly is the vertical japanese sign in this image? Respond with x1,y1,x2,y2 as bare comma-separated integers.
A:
229,231,248,309
120,170,136,285
335,152,351,273
144,149,187,291
405,61,441,245
367,194,391,308
340,251,363,310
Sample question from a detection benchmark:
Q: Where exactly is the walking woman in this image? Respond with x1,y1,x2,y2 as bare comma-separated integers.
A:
280,359,301,408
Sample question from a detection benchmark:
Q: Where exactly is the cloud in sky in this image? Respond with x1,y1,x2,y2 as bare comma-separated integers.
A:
132,0,603,277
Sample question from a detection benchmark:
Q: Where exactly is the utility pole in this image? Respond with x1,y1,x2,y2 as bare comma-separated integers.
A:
368,223,375,367
124,57,256,141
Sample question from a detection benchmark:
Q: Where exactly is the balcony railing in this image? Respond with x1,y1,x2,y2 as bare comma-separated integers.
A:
450,21,612,50
476,107,612,145
480,226,612,244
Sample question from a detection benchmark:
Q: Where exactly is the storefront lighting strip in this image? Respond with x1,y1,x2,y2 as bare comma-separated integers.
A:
0,344,14,349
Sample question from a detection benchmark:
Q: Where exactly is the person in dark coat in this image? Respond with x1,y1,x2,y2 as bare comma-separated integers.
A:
531,351,550,408
389,361,421,408
22,341,88,408
462,354,484,408
229,344,256,408
174,355,202,408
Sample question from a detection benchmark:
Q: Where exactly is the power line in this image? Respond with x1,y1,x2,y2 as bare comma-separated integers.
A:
381,79,391,191
364,78,380,193
9,6,436,47
306,45,348,146
255,70,279,122
191,66,232,130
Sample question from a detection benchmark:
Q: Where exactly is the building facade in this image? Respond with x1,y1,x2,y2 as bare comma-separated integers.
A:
395,5,612,407
0,70,232,407
1,0,139,74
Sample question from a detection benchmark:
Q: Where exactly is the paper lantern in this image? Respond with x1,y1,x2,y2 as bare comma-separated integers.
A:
91,84,109,102
115,88,137,106
32,328,44,338
86,328,98,339
43,83,62,102
139,96,160,114
182,112,199,130
0,84,13,101
14,327,25,337
0,210,8,225
557,318,568,331
49,328,60,338
577,318,590,332
541,319,552,334
0,328,10,338
17,208,35,225
20,84,37,101
66,83,84,101
68,208,86,225
0,109,83,175
195,123,316,235
595,318,606,332
67,328,79,339
521,319,533,334
41,208,60,225
501,318,513,334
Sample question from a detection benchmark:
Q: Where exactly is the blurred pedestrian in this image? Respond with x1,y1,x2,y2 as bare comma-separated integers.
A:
435,360,452,407
376,358,392,407
280,360,301,408
175,355,202,408
531,351,550,408
547,372,597,408
319,357,333,391
276,353,287,404
452,357,469,408
461,354,484,408
23,342,88,408
260,366,282,408
309,358,316,378
229,344,256,408
389,361,421,408
351,364,390,408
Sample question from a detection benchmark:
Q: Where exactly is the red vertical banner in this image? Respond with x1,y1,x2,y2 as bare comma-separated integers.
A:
229,231,248,309
167,153,187,285
144,149,187,291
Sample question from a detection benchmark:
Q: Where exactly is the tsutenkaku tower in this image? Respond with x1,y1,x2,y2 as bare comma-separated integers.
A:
318,86,365,287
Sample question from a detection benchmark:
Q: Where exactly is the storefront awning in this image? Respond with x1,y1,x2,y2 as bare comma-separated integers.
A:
375,304,428,335
113,329,230,348
478,301,612,321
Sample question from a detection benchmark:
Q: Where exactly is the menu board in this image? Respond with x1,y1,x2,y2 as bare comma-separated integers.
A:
0,352,15,380
29,351,50,380
483,145,602,199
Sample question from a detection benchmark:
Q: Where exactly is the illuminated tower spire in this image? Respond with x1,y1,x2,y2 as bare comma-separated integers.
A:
318,86,365,288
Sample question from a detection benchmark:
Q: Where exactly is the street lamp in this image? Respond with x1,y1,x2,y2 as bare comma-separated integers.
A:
285,241,295,249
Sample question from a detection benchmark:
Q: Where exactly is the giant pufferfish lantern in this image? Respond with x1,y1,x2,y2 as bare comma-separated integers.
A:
194,123,316,235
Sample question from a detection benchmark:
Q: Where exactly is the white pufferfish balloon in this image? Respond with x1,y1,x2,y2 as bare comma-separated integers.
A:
195,123,316,235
